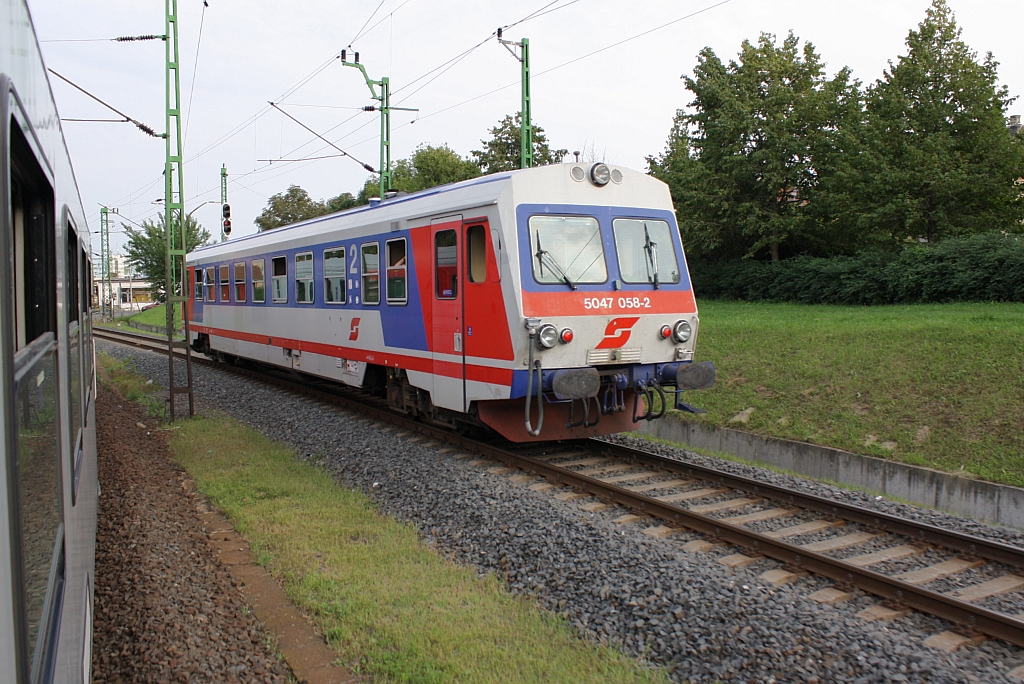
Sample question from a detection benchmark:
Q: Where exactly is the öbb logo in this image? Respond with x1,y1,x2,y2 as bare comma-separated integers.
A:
349,318,361,341
595,317,640,349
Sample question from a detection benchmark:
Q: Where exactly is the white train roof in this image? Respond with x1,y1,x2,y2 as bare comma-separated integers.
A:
188,163,673,263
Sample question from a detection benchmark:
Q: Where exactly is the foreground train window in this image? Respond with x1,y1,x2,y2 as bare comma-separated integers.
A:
466,225,486,283
204,267,215,301
529,215,607,285
612,218,681,286
252,258,266,302
234,262,246,302
324,248,346,304
385,238,406,304
219,264,230,301
435,230,457,299
296,252,314,303
361,243,380,305
10,112,64,682
272,256,287,302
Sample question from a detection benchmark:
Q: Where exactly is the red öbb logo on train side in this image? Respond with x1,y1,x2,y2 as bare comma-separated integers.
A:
349,318,361,341
594,317,640,349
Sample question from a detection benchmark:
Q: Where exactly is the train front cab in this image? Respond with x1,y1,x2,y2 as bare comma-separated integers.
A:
476,199,715,442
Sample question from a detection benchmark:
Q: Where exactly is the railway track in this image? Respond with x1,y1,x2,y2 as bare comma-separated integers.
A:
95,326,1024,651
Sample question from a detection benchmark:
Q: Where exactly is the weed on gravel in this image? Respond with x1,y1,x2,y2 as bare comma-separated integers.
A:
172,415,667,684
97,352,167,420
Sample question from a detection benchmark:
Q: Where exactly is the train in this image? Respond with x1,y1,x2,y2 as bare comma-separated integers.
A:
187,162,714,442
1,0,99,682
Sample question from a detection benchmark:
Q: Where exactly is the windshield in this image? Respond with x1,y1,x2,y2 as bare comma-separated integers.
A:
612,219,681,285
529,215,607,285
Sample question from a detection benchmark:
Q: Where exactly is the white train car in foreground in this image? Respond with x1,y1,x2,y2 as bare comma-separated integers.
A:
2,0,99,681
188,163,714,442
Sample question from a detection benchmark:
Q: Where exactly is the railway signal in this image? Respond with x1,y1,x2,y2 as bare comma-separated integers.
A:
220,164,229,241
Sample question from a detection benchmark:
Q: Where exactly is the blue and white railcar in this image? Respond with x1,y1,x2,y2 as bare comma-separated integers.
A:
187,163,713,442
2,0,99,682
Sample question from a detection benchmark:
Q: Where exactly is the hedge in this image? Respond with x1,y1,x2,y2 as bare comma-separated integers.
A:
688,232,1024,305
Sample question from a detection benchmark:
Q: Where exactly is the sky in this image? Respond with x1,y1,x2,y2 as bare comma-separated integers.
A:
29,0,1024,255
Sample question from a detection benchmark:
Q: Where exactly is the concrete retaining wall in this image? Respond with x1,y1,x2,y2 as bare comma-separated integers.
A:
127,320,180,335
637,415,1024,530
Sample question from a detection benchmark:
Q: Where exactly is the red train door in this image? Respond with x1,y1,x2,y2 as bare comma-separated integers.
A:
462,219,514,394
430,217,465,412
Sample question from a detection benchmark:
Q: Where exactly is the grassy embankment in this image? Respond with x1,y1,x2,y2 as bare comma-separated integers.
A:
96,353,665,683
684,300,1024,487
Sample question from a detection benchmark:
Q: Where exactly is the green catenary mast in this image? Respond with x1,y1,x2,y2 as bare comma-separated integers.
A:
100,206,111,320
340,50,417,198
497,30,532,169
164,0,195,419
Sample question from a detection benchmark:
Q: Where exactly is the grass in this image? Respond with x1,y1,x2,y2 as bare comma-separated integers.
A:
170,417,667,683
687,300,1024,487
96,352,167,420
129,302,182,328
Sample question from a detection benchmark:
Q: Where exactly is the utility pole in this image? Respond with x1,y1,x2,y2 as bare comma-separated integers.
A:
164,0,195,419
100,206,111,321
497,30,532,169
220,164,230,241
340,50,417,198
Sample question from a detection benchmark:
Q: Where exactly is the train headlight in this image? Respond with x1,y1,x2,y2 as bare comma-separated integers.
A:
672,320,692,343
537,324,558,349
589,163,611,186
559,328,574,344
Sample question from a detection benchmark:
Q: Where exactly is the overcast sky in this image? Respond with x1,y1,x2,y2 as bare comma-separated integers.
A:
30,0,1024,254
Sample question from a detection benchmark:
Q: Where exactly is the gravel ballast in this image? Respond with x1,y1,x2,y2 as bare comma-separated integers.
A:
93,382,290,683
99,341,1024,683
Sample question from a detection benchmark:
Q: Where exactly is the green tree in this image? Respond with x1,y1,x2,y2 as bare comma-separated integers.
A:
356,144,481,201
123,213,211,301
326,192,359,213
254,185,329,231
864,0,1024,243
650,32,867,261
471,113,568,173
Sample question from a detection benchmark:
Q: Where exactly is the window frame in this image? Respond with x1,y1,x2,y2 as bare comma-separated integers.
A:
271,255,288,303
360,242,380,306
295,251,314,304
466,224,486,284
385,238,407,305
251,258,266,303
611,217,682,286
204,267,215,302
434,229,458,300
323,246,347,305
219,264,230,301
527,214,608,286
233,262,247,303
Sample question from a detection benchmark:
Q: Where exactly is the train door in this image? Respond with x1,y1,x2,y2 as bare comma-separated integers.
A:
462,219,514,401
430,217,465,412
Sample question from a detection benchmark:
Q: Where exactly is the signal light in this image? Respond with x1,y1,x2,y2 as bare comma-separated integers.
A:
659,325,672,340
223,218,232,236
559,328,573,344
222,203,231,220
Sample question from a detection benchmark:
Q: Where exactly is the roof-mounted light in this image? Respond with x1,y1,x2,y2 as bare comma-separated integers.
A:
589,163,611,187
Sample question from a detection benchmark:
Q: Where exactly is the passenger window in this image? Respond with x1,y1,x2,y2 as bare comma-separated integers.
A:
467,225,486,284
272,256,287,302
251,259,265,302
435,230,458,299
66,222,82,487
324,248,346,304
204,267,215,301
233,262,246,302
361,243,380,305
193,268,203,301
219,264,230,301
296,252,313,303
9,109,63,677
385,238,407,304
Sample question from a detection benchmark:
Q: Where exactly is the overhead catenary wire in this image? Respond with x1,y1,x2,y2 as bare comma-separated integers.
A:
47,68,163,138
347,0,389,48
268,102,376,172
182,0,208,145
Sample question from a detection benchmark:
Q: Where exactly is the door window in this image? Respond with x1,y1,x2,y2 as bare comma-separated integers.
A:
361,243,380,305
385,238,407,304
435,230,458,299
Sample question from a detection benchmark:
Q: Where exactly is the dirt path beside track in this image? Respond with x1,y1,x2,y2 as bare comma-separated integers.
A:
92,386,291,683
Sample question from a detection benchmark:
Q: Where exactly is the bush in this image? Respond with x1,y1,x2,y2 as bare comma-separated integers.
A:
690,232,1024,304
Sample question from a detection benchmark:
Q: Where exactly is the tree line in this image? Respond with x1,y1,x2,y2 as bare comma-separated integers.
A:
649,0,1024,263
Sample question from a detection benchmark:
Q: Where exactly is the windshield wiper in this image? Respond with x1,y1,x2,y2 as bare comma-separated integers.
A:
535,233,577,290
644,223,660,290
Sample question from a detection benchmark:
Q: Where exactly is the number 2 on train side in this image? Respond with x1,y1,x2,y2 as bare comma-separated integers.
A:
349,244,358,273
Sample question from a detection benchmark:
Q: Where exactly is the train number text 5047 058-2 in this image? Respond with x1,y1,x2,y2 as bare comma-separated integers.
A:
583,296,652,310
